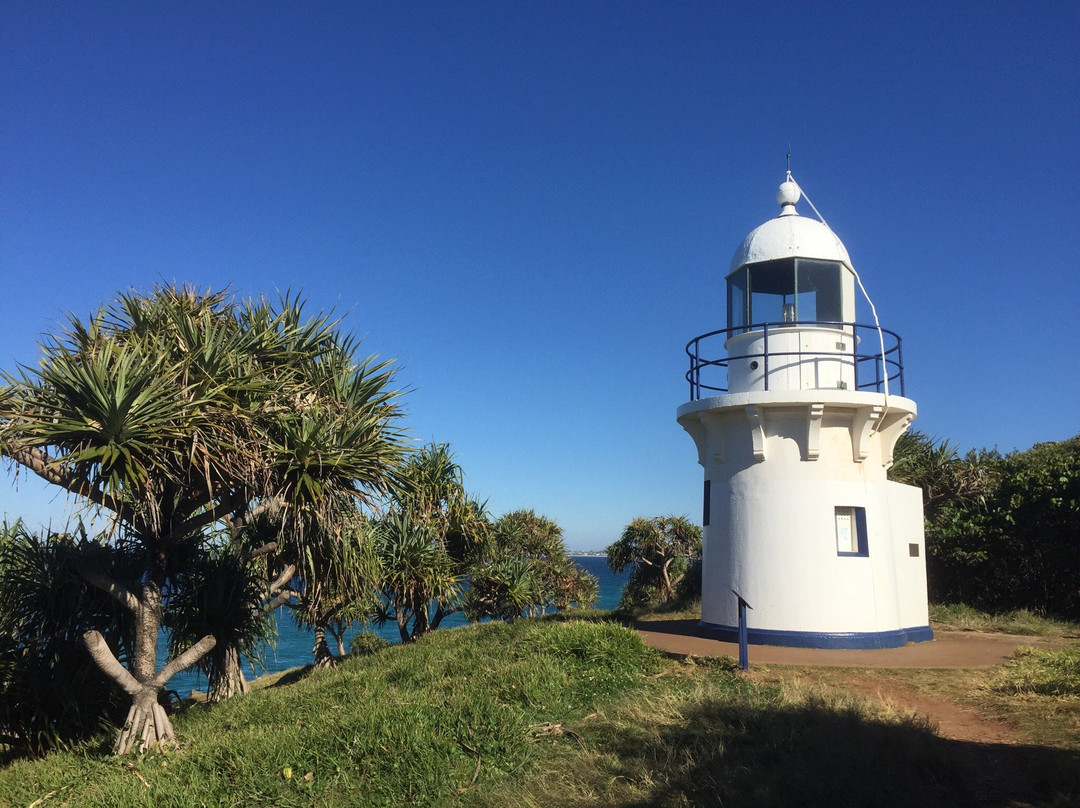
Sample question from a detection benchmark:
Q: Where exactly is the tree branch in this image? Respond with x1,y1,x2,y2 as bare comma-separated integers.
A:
79,567,140,613
175,491,248,538
153,634,217,687
248,541,278,560
6,446,136,524
269,563,297,594
177,492,284,541
242,495,286,525
83,630,143,697
264,588,300,614
5,446,68,487
430,603,459,630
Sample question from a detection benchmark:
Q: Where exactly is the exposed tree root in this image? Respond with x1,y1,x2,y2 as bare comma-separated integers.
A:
114,699,176,756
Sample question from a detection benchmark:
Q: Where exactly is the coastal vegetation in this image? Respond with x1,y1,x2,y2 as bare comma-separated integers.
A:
0,285,595,758
890,431,1080,620
605,515,701,612
0,285,408,753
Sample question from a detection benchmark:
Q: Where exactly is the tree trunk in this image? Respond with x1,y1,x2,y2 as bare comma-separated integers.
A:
208,573,298,703
326,619,348,658
430,604,458,631
84,628,216,755
312,623,336,667
208,645,249,703
114,688,177,756
410,601,430,640
661,558,675,600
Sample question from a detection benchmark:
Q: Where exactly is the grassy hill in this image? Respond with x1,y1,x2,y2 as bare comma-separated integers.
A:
2,614,1078,807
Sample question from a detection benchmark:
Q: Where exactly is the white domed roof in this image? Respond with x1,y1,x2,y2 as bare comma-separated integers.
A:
729,184,851,273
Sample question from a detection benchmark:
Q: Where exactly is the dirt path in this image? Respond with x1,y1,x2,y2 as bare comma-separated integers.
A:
635,620,1044,744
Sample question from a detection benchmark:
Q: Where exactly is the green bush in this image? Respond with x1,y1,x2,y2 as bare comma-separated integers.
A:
893,433,1080,620
0,524,136,757
349,630,391,656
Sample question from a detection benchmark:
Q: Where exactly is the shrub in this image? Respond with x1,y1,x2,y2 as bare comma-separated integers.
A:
350,631,391,656
0,524,135,756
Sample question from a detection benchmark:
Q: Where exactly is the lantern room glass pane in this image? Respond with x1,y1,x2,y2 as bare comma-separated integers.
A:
748,259,796,325
726,268,748,331
796,260,843,323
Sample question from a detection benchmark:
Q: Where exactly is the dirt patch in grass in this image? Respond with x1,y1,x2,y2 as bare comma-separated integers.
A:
836,672,1024,744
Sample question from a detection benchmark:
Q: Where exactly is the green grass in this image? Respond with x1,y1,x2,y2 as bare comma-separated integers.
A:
996,647,1080,698
929,603,1080,637
981,647,1080,750
622,599,702,623
465,658,969,808
0,620,660,808
3,616,1080,807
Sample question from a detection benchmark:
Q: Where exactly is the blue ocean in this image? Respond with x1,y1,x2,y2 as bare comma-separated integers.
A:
162,555,627,695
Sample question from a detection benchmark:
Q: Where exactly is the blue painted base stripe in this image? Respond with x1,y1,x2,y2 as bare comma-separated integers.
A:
697,622,934,650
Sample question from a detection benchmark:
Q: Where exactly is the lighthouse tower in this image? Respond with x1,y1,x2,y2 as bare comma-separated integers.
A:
677,176,932,649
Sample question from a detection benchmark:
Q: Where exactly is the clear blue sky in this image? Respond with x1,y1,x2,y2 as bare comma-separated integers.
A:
2,2,1078,549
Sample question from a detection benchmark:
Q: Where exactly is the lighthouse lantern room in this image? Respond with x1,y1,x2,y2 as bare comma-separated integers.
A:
677,175,932,649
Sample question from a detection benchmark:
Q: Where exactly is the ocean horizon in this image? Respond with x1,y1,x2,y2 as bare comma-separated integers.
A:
162,555,628,695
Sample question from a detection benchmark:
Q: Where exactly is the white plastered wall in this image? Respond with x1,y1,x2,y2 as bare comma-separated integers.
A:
681,391,929,638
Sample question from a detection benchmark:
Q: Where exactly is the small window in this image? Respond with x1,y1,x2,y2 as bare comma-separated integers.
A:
835,506,868,556
909,543,920,557
703,480,711,527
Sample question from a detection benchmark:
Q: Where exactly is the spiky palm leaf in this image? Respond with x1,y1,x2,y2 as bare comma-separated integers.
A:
464,556,539,622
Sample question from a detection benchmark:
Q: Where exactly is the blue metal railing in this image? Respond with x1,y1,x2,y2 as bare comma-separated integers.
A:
685,321,905,401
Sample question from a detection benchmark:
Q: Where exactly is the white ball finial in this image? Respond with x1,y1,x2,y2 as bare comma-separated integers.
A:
776,180,800,211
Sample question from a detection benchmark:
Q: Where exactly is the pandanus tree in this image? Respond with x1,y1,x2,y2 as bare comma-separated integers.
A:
164,540,276,702
466,509,598,621
607,515,702,606
889,430,995,522
372,444,489,640
0,285,406,753
285,499,380,667
372,511,460,642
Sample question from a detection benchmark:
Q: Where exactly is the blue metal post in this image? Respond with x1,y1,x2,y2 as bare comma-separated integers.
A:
731,589,752,671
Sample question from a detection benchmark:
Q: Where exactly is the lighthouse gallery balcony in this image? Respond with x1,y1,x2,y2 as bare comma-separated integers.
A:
685,320,905,402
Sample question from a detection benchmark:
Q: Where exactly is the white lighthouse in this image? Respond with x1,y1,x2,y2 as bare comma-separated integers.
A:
677,175,932,649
